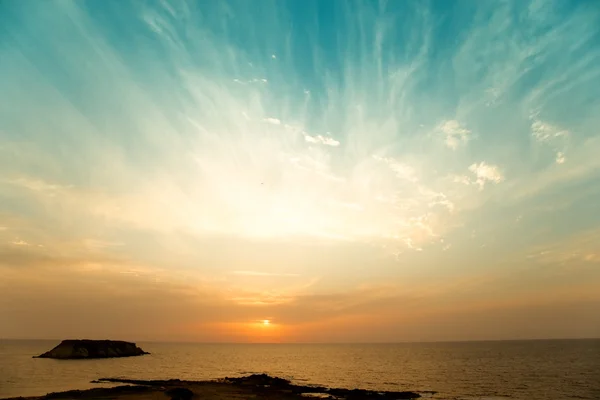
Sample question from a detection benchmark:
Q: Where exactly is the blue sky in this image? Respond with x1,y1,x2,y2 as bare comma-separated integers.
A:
0,0,599,342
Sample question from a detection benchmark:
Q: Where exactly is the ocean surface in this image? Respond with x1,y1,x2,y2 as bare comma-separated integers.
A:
0,340,598,400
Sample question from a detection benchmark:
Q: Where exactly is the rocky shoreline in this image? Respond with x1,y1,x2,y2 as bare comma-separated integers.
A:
1,374,425,400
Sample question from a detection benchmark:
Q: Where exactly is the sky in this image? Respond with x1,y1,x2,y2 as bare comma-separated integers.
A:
0,0,599,343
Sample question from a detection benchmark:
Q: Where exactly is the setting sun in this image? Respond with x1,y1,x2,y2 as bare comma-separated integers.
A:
262,319,270,326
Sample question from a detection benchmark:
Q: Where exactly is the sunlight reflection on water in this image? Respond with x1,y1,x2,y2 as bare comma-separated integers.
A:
0,340,598,400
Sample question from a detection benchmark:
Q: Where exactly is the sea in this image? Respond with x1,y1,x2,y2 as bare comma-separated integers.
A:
0,339,598,400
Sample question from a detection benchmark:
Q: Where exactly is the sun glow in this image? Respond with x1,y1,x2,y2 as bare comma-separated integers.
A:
262,319,270,326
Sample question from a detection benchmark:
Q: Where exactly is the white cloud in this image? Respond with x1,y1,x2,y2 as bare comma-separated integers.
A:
408,213,437,237
531,119,570,166
10,239,30,246
402,237,423,252
264,117,281,125
468,162,505,189
531,120,569,142
440,120,471,150
452,164,505,189
303,133,340,147
428,193,455,212
373,155,418,182
233,78,268,85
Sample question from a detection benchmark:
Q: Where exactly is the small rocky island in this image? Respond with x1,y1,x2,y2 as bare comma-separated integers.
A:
34,339,149,359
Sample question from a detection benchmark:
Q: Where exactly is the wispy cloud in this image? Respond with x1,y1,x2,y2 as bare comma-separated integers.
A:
9,239,30,246
263,117,281,125
468,162,505,189
234,78,268,85
452,175,472,186
531,119,570,142
526,229,600,267
440,120,471,150
303,133,340,147
230,270,300,277
531,118,571,166
373,155,418,182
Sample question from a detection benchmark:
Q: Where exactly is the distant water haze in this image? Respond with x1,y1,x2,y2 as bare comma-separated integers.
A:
1,340,599,400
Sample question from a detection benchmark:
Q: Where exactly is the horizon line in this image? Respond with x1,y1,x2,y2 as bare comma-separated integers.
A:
2,337,598,344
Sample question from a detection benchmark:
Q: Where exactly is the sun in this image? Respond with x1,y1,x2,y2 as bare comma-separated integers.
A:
262,319,270,326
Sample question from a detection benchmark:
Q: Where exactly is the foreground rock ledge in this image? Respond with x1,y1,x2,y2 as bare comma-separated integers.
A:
1,374,425,400
34,340,149,359
97,374,423,400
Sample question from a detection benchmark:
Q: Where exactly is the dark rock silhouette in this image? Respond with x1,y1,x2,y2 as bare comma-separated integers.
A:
96,374,422,399
165,387,194,400
224,374,421,400
226,373,291,387
34,340,149,359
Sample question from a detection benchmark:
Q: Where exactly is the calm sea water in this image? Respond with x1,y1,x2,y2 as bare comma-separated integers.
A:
0,340,598,400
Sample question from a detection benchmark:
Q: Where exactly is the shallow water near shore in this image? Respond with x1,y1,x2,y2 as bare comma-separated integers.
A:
1,339,598,400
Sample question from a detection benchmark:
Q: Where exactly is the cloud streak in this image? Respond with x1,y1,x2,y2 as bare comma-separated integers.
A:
303,133,340,147
440,120,471,150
